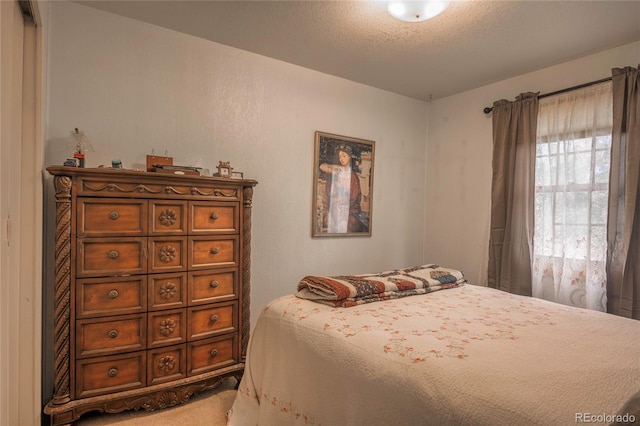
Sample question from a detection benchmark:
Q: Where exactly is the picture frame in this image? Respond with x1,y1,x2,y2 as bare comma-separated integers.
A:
231,171,244,179
216,161,233,178
312,131,375,237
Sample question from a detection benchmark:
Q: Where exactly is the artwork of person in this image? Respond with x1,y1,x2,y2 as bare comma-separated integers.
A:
319,145,366,233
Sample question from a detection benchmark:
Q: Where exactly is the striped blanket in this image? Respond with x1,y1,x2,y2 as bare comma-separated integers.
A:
296,264,466,307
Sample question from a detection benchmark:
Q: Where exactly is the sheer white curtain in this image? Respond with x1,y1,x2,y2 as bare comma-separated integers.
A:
532,81,613,311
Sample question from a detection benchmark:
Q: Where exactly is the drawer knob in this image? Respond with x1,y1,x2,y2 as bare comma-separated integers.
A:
210,314,219,323
108,289,119,299
159,319,176,336
158,356,176,373
108,329,119,338
210,280,219,288
107,368,118,377
159,209,177,226
210,349,218,357
159,246,177,263
108,250,119,260
159,282,177,300
210,212,219,220
210,247,219,254
109,211,119,220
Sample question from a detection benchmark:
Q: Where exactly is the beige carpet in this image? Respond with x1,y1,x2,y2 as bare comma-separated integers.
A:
77,378,237,426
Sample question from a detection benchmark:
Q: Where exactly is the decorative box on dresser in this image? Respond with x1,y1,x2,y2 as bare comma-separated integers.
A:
44,167,257,425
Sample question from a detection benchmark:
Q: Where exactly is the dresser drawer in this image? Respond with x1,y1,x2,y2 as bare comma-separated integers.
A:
189,236,237,269
76,314,146,358
148,273,187,311
149,201,187,235
187,302,237,341
188,269,237,305
77,199,147,237
149,236,188,273
189,202,238,234
76,352,145,398
76,238,146,277
148,344,187,385
76,276,147,319
187,334,238,376
148,308,187,348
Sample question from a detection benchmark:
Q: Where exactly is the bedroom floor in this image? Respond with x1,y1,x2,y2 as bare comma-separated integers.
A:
75,378,237,425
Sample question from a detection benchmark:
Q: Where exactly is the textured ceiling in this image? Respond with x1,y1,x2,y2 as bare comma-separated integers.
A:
76,0,640,101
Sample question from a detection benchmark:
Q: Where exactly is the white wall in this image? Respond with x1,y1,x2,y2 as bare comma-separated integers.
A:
44,1,428,329
425,40,640,286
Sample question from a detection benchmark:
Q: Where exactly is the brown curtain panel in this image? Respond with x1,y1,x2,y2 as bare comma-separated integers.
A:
488,92,539,296
606,65,640,319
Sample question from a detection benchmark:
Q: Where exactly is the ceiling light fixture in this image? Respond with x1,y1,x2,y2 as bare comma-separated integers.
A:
387,1,450,22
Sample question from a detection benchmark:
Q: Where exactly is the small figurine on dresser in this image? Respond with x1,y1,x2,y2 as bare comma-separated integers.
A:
68,127,93,167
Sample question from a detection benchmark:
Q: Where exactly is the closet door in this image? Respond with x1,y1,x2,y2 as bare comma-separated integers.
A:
0,2,24,425
1,1,43,425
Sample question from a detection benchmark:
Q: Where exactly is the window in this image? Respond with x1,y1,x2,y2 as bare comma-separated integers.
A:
532,81,613,311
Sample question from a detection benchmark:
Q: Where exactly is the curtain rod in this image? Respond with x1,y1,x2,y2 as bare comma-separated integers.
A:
482,76,612,114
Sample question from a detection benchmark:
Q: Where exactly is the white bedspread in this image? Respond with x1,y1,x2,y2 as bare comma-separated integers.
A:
228,284,640,426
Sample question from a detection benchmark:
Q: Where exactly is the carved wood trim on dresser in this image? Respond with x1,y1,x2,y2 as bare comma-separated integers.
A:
45,167,257,425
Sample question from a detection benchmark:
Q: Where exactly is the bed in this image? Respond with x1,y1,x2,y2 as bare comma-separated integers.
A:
228,265,640,426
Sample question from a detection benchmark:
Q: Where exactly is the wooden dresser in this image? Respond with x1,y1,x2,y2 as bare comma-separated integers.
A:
44,167,257,425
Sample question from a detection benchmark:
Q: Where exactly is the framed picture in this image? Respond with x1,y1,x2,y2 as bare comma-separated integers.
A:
312,131,375,237
216,161,233,178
